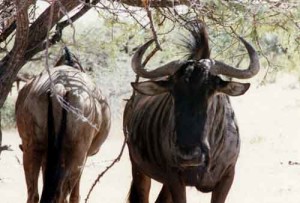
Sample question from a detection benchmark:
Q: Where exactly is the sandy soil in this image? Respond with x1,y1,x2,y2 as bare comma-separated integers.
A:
0,78,300,203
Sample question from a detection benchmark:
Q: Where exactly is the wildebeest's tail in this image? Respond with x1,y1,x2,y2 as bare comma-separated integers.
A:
182,20,210,60
40,91,68,203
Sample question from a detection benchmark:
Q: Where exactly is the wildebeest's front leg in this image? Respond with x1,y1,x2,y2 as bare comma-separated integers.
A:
128,165,151,203
69,176,80,203
155,184,173,203
211,166,235,203
168,179,186,203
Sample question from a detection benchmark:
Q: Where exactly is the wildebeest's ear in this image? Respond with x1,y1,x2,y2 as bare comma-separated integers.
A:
131,81,171,96
217,81,250,96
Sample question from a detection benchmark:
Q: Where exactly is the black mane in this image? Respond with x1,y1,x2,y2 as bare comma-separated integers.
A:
181,20,211,60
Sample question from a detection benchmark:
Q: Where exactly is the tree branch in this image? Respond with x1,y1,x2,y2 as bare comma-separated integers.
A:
24,0,81,60
0,1,36,43
84,136,127,203
0,145,12,155
118,0,188,8
49,0,101,47
144,0,162,50
0,21,16,43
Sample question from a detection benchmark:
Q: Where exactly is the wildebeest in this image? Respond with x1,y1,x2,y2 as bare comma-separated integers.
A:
123,21,259,203
16,50,111,203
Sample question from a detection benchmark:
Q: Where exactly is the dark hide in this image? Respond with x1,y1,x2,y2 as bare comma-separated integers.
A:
124,21,254,203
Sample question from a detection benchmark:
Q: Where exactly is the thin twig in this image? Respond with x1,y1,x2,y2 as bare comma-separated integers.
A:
84,136,127,203
143,0,161,51
0,145,12,154
142,45,161,67
44,0,56,92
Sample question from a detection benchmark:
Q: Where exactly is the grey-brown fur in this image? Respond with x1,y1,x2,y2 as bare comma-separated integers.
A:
16,65,111,203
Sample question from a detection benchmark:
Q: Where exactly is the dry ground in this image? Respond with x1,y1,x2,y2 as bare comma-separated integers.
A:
0,77,300,203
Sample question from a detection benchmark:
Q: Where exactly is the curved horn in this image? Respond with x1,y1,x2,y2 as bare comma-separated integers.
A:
209,37,260,79
131,39,184,79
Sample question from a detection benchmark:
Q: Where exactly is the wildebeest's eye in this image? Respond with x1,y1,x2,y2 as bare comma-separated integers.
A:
214,77,229,90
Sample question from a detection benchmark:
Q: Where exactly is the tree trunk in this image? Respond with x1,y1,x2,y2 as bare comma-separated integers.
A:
0,0,30,107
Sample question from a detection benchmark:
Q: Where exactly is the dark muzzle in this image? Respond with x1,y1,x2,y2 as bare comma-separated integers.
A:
176,145,209,168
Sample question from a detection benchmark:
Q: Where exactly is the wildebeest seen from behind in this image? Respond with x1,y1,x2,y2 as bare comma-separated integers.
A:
123,21,259,203
16,49,111,203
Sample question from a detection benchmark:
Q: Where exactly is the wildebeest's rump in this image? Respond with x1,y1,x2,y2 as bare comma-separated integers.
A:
16,65,111,203
124,20,259,203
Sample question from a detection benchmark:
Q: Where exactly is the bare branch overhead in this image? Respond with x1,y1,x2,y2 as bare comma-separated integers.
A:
119,0,189,7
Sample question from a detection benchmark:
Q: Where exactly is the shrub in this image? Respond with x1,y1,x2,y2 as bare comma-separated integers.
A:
1,96,16,129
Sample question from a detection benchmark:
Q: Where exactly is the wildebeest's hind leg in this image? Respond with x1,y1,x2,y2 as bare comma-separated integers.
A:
155,184,173,203
210,166,235,203
23,147,43,203
128,165,151,203
60,148,87,203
